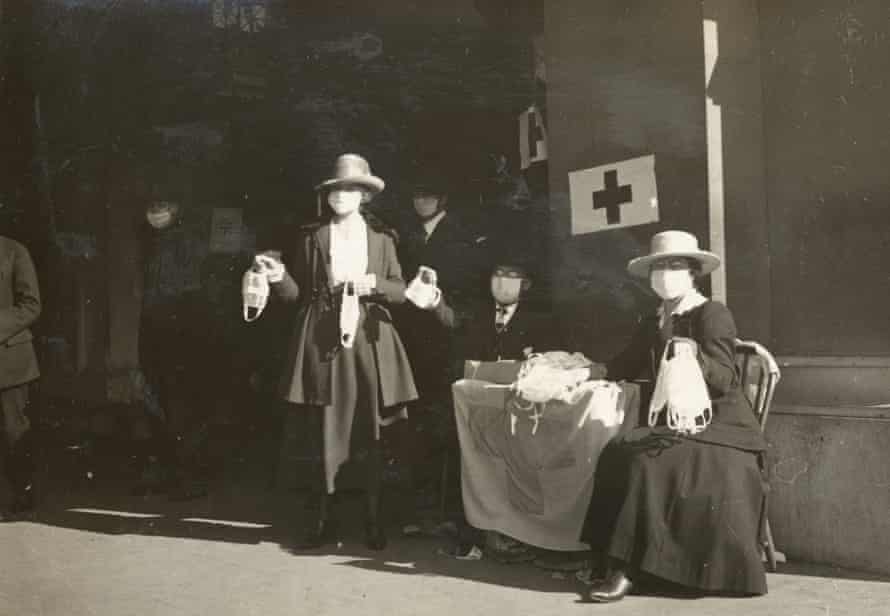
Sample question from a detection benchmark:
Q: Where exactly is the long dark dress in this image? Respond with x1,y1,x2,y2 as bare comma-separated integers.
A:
271,220,418,493
580,300,768,595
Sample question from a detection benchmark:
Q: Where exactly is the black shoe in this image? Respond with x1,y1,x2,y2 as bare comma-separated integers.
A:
9,487,35,515
1,486,36,522
297,519,339,549
586,570,633,603
365,521,387,551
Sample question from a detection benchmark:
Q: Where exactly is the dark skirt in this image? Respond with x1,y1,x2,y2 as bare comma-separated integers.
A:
580,428,768,596
317,304,407,494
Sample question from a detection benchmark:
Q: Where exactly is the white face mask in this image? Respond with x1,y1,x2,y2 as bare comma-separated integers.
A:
650,269,694,300
328,188,363,217
242,268,269,322
413,195,441,221
491,275,523,305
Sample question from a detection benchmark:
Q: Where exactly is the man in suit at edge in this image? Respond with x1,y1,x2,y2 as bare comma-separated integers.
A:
0,234,41,520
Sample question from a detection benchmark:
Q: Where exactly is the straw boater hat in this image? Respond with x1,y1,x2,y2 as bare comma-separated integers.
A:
315,154,385,201
627,230,721,278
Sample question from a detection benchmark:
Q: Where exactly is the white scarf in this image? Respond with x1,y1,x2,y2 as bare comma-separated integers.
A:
657,288,708,327
329,216,368,348
329,215,368,285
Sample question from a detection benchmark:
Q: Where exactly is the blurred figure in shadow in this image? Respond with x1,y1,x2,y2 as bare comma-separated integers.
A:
135,200,208,501
0,234,41,520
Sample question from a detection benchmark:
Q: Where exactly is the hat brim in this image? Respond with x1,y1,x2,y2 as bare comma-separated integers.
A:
627,250,721,278
315,175,385,195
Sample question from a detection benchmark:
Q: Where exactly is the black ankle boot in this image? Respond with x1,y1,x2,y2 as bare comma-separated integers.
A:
9,484,35,515
364,519,387,551
297,493,338,549
364,482,387,551
4,434,36,519
297,517,339,549
586,570,634,603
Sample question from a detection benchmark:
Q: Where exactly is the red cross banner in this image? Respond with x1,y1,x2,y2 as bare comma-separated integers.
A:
568,155,659,235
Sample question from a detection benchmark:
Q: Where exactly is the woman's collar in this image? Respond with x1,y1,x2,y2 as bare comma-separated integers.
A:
331,211,367,231
657,289,708,319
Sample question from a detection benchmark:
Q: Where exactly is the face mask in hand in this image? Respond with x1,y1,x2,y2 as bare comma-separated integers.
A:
242,268,270,322
650,269,694,300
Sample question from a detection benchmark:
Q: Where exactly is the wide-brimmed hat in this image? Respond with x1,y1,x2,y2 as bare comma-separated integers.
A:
315,154,385,198
627,230,721,278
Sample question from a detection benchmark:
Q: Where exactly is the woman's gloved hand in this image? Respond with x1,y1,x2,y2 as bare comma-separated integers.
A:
352,273,376,297
586,363,608,381
254,255,285,283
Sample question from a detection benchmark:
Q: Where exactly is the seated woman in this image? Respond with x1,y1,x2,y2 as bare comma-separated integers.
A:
580,230,767,602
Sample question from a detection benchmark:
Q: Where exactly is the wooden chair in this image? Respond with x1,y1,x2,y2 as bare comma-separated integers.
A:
735,338,785,571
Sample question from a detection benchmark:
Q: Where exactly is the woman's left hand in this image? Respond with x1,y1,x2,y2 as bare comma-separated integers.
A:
671,337,699,358
352,274,377,297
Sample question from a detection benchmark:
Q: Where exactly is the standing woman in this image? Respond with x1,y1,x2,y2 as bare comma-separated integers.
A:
255,154,417,550
580,230,767,601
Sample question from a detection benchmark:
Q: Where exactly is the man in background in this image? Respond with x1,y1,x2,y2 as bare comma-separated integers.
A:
0,233,41,519
395,167,483,519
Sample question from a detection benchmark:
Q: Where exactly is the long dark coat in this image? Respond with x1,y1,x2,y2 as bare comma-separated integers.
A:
581,300,768,595
0,237,41,390
395,212,481,399
272,221,418,409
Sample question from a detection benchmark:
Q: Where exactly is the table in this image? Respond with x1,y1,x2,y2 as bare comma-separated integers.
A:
452,374,640,552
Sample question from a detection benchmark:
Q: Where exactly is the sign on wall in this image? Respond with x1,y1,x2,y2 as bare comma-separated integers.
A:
519,105,548,170
209,208,244,253
568,155,659,235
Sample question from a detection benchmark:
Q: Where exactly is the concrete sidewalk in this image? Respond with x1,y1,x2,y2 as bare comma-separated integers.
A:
2,490,888,616
2,425,886,616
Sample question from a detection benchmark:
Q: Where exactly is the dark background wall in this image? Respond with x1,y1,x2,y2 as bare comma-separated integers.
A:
760,0,890,356
703,0,770,345
1,0,547,406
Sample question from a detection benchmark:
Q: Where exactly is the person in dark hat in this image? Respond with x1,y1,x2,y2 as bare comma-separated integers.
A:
0,233,40,520
398,168,483,305
424,253,549,361
457,258,547,363
135,198,211,502
414,247,554,557
253,153,417,551
392,166,484,518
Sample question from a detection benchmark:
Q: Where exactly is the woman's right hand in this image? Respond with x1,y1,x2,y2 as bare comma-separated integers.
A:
254,255,285,283
587,363,608,381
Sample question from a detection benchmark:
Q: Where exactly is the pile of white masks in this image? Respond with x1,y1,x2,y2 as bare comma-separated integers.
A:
242,267,270,322
648,339,712,435
512,351,593,405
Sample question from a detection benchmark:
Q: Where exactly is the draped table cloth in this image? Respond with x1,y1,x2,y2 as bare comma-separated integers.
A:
452,363,640,551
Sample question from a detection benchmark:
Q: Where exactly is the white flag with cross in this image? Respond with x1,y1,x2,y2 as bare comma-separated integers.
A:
568,155,659,236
